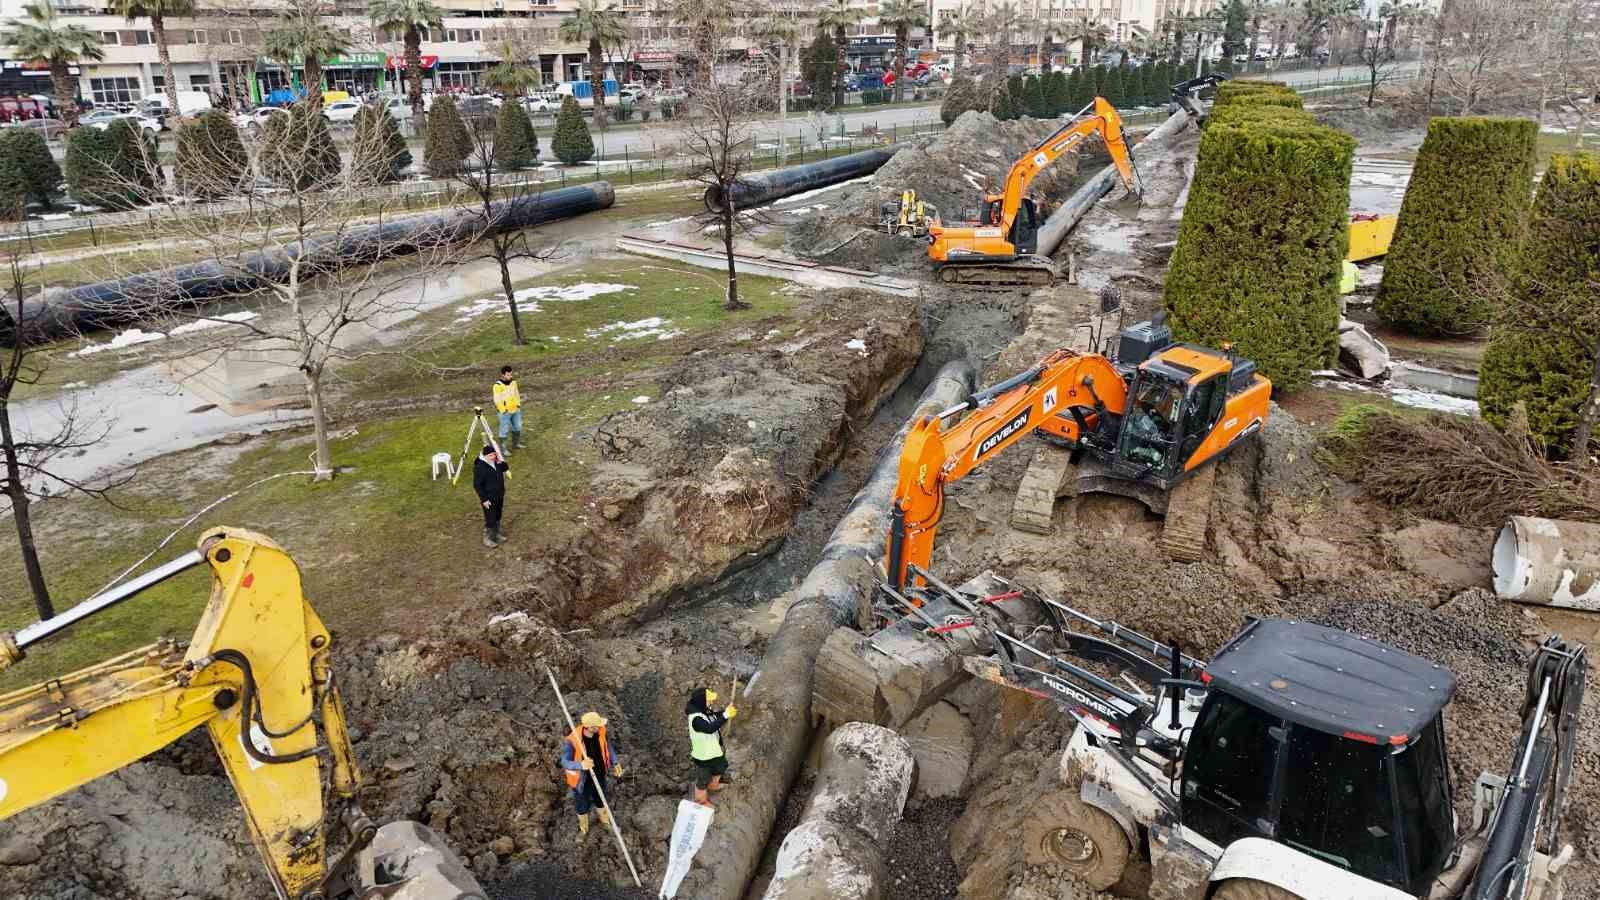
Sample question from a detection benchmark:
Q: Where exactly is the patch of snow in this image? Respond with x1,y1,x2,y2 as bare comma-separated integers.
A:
587,317,684,342
645,215,695,228
845,338,867,352
781,204,830,215
1541,125,1569,134
453,282,635,322
169,311,259,336
771,173,876,206
36,212,73,221
488,610,530,627
632,395,651,404
69,311,260,357
1390,388,1479,416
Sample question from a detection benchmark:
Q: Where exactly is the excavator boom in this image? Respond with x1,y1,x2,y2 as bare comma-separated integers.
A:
927,97,1140,289
0,528,484,900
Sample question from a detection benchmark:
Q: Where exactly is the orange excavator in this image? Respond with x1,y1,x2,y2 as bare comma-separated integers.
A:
886,317,1271,590
926,96,1140,288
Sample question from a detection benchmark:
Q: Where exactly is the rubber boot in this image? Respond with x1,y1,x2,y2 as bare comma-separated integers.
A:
708,775,725,793
512,429,526,450
577,813,590,835
598,808,611,827
483,528,497,549
491,526,507,545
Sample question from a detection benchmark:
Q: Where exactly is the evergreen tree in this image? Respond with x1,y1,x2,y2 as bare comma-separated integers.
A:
551,95,595,165
64,120,154,210
1023,74,1048,118
493,99,539,170
351,103,411,185
1045,70,1069,117
803,32,837,111
1068,67,1092,110
0,127,60,218
260,101,342,190
1224,0,1249,59
940,76,986,124
1477,152,1600,455
990,84,1015,121
1006,74,1025,115
1377,116,1538,335
424,94,472,177
1090,64,1107,96
1101,65,1125,106
174,109,248,198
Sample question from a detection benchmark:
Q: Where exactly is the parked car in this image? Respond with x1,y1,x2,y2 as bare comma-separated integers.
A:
3,117,69,139
523,95,558,114
86,111,161,137
233,105,289,133
381,96,414,120
619,86,645,105
323,99,363,123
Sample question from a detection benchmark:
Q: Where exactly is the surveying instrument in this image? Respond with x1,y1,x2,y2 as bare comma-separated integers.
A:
450,406,506,485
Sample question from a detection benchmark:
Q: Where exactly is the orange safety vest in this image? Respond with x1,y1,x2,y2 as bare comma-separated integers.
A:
563,725,613,790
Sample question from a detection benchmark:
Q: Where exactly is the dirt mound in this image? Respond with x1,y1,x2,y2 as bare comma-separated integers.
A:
521,291,924,624
787,111,1092,270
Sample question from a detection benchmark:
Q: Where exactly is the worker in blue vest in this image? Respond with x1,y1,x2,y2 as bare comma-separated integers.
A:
685,686,735,807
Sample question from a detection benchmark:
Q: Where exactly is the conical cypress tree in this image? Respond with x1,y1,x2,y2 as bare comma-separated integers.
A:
990,84,1015,121
1090,64,1107,97
0,127,60,218
551,95,595,165
493,100,538,170
1068,68,1091,110
175,109,248,198
424,95,472,177
1023,75,1048,118
1046,70,1068,117
65,121,153,210
941,76,981,124
261,101,342,190
1006,75,1026,115
352,104,411,185
1101,66,1125,106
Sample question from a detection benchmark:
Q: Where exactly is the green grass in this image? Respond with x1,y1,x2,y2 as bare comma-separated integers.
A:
0,258,802,689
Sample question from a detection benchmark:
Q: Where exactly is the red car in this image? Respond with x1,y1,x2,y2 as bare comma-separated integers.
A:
0,97,45,123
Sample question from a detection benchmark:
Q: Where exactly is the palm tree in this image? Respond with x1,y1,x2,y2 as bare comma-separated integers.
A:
878,0,928,103
369,0,445,117
263,3,352,110
754,9,801,148
110,0,192,123
1117,25,1152,65
1071,18,1111,66
983,1,1021,76
483,41,540,96
558,0,626,128
938,3,977,77
816,0,864,111
3,2,102,126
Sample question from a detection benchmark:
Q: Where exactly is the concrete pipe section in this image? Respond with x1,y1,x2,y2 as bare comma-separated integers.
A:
1034,105,1198,259
704,147,900,214
671,359,976,900
762,723,916,900
1,183,616,346
1494,516,1600,609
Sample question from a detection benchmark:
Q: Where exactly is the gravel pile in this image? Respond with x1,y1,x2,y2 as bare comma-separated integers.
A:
489,861,653,900
884,797,967,900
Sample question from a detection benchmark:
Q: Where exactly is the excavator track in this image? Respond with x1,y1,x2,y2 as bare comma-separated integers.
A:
1158,464,1216,563
935,255,1058,290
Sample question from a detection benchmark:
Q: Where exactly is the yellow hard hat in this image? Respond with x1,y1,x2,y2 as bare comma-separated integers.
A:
580,711,607,728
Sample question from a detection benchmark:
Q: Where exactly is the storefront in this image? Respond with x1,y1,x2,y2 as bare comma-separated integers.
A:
847,35,897,71
631,49,675,86
322,52,387,96
385,54,438,95
0,59,78,102
435,60,491,91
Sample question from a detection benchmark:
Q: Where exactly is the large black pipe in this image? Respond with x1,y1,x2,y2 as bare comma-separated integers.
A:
704,146,899,214
1,182,615,346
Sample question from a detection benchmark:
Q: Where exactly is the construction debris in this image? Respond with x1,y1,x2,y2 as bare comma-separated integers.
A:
1494,516,1600,608
1337,318,1391,379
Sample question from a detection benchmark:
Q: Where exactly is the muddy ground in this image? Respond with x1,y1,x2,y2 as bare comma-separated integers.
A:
5,98,1597,900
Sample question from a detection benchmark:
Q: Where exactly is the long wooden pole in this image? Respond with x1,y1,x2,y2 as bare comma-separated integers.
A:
545,666,642,887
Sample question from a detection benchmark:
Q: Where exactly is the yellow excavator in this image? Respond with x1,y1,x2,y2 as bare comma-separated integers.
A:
0,528,485,900
926,96,1140,288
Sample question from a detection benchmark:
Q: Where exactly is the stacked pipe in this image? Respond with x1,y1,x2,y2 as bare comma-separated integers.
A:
704,147,899,214
672,360,976,900
1,183,616,346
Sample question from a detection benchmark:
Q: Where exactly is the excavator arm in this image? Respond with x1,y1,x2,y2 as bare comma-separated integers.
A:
0,528,481,900
993,96,1141,234
887,351,1129,590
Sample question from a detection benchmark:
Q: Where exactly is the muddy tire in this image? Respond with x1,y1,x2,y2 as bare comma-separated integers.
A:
1211,878,1304,900
1021,791,1130,889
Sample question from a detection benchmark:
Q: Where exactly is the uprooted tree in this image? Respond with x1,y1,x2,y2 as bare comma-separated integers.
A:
1163,101,1355,391
1478,152,1600,463
1376,115,1536,336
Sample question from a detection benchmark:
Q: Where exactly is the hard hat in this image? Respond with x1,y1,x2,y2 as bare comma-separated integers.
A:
580,711,607,728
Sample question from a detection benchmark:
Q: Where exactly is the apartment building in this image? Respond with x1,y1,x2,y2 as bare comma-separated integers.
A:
928,0,1221,66
0,0,778,109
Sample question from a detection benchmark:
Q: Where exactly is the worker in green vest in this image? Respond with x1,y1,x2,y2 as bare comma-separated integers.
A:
685,685,736,807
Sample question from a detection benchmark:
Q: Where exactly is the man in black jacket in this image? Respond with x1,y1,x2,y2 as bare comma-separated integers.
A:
472,444,510,548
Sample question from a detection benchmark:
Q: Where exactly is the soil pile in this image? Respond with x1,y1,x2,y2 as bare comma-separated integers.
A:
786,111,1092,272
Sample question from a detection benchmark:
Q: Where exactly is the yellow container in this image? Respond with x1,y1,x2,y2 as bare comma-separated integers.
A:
1347,213,1398,262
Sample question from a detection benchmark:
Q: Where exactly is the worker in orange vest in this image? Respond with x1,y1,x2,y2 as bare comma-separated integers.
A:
559,711,624,835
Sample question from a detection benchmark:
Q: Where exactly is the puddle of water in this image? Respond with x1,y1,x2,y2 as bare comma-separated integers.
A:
1080,221,1143,253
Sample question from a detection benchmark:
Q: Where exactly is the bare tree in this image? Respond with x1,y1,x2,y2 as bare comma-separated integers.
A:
450,109,562,346
1433,0,1527,114
1534,0,1600,141
0,253,124,620
676,8,767,311
1357,1,1417,107
108,105,456,481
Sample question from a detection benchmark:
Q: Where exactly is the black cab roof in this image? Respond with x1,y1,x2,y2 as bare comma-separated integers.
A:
1205,618,1457,746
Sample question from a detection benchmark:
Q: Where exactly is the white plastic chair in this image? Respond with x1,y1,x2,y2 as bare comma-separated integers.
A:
431,452,455,481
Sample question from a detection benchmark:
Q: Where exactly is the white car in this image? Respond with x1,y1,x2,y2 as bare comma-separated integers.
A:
523,96,557,114
322,99,363,123
619,87,645,105
84,110,161,136
234,106,289,132
381,96,414,120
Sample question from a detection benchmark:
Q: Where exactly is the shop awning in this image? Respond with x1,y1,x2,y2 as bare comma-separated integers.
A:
386,55,439,70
